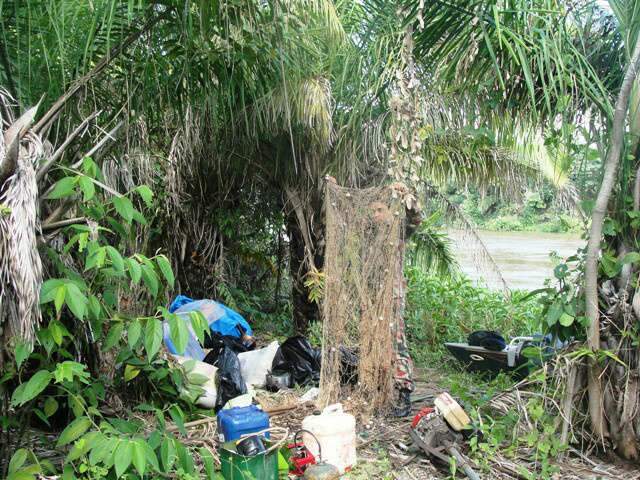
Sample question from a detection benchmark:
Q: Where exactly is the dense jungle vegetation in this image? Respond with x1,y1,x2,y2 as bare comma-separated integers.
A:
2,0,640,478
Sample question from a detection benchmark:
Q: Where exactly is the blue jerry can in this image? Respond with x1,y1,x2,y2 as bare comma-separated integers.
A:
217,405,270,442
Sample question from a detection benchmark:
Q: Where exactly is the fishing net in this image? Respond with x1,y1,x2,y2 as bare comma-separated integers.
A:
320,182,406,414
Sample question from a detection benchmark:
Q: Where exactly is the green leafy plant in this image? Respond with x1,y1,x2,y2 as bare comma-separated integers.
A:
3,160,215,479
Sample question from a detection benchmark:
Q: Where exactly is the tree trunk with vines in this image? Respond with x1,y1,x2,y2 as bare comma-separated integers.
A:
583,35,640,458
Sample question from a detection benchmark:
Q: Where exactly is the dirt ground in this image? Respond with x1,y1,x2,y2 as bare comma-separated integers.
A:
264,369,640,480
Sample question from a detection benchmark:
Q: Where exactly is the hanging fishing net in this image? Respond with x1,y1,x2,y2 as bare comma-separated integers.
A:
320,181,406,414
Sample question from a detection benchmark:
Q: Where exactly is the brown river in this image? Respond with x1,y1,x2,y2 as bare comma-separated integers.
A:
449,230,585,291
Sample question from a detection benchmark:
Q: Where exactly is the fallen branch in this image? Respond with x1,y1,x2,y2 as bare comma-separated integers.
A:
41,217,86,232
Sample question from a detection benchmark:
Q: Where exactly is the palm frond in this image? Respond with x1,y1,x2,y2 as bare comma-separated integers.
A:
424,184,510,296
407,211,458,277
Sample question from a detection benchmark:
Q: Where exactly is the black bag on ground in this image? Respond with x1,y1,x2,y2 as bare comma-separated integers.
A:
271,336,321,386
214,346,247,412
468,330,506,351
202,332,251,366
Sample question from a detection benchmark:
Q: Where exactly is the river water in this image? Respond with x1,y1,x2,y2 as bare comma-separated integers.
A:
449,230,584,291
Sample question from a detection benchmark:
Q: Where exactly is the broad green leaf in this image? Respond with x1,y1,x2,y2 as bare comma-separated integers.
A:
160,437,176,471
140,264,159,297
49,320,69,346
68,393,86,418
144,319,163,360
622,252,640,264
113,440,133,478
46,177,77,199
82,157,99,177
128,321,142,349
57,416,92,447
44,396,59,417
54,285,66,314
8,448,28,473
88,296,102,320
168,405,186,436
54,361,90,384
187,373,210,386
85,247,107,271
15,340,32,369
143,442,159,471
40,279,65,304
112,196,134,223
106,246,125,275
89,436,116,466
199,447,216,480
78,176,96,202
124,364,141,382
176,439,194,473
131,208,147,225
131,439,147,476
558,313,574,327
103,322,124,351
155,255,174,288
189,311,208,345
67,435,92,462
168,315,188,355
64,282,87,320
135,185,154,206
127,258,142,284
11,370,53,407
49,323,63,346
7,472,36,480
546,299,563,326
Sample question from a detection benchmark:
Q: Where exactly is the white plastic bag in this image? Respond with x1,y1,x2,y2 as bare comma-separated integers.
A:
237,341,280,386
173,355,218,408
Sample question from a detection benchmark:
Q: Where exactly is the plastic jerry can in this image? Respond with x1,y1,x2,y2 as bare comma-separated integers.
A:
217,404,270,442
301,403,356,473
434,392,470,431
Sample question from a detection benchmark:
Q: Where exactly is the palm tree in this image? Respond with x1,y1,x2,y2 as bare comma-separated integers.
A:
397,0,640,459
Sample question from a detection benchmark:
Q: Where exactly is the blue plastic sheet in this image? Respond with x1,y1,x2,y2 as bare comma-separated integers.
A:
163,299,253,360
169,294,195,313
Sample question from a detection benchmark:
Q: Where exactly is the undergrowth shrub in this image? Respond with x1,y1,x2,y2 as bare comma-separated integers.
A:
4,161,218,480
405,267,542,366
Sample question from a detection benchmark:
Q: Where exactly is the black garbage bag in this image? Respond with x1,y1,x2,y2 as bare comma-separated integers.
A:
271,336,321,386
214,346,247,412
468,330,506,351
202,332,252,366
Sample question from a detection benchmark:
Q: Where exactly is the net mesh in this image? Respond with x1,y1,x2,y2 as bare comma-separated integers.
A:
320,182,406,414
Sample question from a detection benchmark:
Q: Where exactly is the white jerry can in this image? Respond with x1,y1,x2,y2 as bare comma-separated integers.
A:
302,403,357,473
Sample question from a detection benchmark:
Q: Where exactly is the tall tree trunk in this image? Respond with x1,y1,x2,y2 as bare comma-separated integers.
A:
287,211,319,333
584,35,640,440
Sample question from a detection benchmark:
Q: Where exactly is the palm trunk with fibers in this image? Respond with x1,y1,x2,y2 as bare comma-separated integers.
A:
584,35,640,442
0,93,44,368
287,210,319,333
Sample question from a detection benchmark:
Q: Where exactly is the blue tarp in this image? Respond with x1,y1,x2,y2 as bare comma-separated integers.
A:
163,298,253,360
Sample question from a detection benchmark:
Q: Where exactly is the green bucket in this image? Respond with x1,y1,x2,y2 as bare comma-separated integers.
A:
220,440,279,480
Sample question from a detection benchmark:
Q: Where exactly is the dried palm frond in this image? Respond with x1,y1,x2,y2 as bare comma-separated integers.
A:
0,90,44,361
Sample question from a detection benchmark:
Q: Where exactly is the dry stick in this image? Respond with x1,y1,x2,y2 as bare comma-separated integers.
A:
41,217,86,232
33,11,170,136
36,110,101,182
166,416,216,433
70,120,124,169
584,34,640,441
